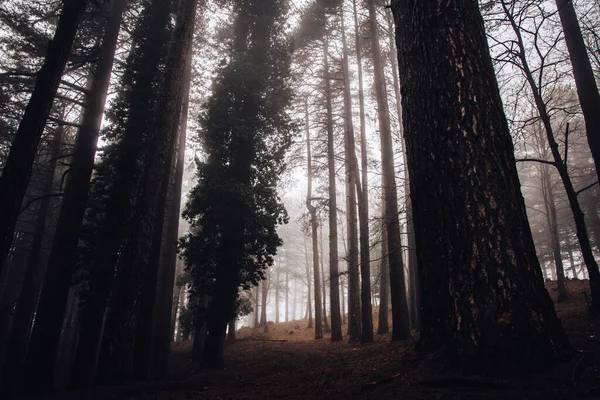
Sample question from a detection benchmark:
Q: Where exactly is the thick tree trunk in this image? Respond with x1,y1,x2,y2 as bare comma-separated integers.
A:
555,0,600,186
391,0,572,371
99,0,199,382
191,296,208,364
503,2,600,311
0,0,88,274
305,99,323,340
341,4,372,343
540,164,568,302
323,37,342,343
368,0,410,341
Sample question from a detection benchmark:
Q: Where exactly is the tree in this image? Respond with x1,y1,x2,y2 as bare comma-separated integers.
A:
555,0,600,186
22,0,126,389
0,0,88,276
367,0,409,341
305,98,324,339
323,34,343,342
390,0,572,372
180,0,294,367
98,0,199,382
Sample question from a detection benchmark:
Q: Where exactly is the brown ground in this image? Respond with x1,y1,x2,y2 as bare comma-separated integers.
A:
29,279,600,399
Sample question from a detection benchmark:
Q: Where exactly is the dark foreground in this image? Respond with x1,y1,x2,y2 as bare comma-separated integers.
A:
28,280,600,399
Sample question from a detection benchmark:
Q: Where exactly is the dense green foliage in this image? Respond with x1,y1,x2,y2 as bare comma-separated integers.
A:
180,0,295,323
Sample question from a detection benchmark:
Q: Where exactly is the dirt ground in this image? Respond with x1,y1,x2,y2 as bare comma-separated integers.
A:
29,279,600,399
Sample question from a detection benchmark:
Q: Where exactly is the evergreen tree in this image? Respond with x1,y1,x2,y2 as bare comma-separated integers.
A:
180,0,294,367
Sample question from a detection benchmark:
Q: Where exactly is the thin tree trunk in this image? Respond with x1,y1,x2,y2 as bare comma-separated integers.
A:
0,0,88,274
341,3,372,343
254,284,259,328
261,276,268,333
386,8,420,330
377,201,390,334
99,0,199,382
368,0,410,341
555,0,600,186
275,267,280,324
540,164,568,302
324,36,342,343
503,2,600,311
391,0,572,371
285,270,289,322
305,100,323,339
319,224,329,332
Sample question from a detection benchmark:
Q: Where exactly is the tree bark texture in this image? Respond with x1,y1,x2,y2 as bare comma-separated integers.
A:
391,0,572,371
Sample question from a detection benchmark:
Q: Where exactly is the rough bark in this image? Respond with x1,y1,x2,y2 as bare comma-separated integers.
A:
0,0,88,274
391,0,572,372
99,0,199,382
324,36,342,343
368,0,410,341
555,0,600,186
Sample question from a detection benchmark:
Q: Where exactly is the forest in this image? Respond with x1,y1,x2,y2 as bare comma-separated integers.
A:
0,0,599,398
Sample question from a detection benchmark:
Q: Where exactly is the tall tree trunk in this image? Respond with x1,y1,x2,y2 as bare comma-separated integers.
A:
285,270,289,322
151,40,193,379
0,0,88,274
386,8,420,330
341,3,372,343
503,2,600,311
254,284,259,328
324,37,343,343
377,201,390,334
261,277,268,333
319,224,329,332
305,100,323,339
99,0,199,382
341,275,346,325
275,266,280,324
25,0,126,387
368,0,410,341
0,120,63,393
555,0,600,186
391,0,572,371
540,164,568,302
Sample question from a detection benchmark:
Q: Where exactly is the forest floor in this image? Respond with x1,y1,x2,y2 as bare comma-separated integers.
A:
30,279,600,399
